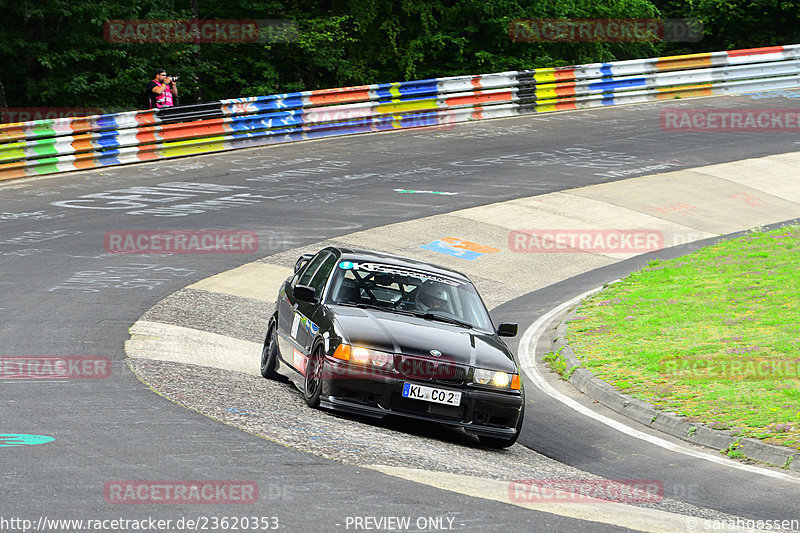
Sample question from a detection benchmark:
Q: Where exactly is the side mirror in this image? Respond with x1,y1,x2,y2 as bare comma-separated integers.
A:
294,284,317,304
497,322,518,337
294,253,314,274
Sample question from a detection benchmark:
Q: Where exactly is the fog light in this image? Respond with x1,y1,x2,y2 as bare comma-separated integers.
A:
473,369,492,384
371,352,390,367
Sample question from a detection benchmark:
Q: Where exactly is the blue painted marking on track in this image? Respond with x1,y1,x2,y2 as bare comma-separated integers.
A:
0,434,55,447
420,240,484,261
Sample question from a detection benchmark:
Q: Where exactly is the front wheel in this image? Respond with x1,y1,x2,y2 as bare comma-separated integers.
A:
303,345,325,408
260,323,282,380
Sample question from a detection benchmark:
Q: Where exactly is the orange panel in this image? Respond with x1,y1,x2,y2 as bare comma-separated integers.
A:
72,152,97,169
657,54,711,72
308,88,370,105
136,128,160,144
556,83,577,97
0,162,27,181
135,111,158,127
728,46,783,57
69,117,95,135
137,145,160,161
71,136,95,154
161,119,226,141
554,69,576,82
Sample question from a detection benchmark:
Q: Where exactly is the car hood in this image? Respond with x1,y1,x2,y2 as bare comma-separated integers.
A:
331,306,517,372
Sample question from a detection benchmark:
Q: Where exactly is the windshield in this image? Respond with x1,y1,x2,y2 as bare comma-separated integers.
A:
328,260,494,332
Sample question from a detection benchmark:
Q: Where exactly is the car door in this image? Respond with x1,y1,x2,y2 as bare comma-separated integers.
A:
276,251,331,375
301,252,338,350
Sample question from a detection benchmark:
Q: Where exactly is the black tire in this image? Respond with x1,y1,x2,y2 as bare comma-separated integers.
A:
260,323,282,380
478,401,525,449
303,345,325,408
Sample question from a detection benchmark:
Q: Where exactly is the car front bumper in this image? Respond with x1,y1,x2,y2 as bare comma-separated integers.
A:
319,359,523,438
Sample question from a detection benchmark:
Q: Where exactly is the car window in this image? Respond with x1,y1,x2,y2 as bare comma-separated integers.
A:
296,252,329,287
308,254,337,295
328,261,494,333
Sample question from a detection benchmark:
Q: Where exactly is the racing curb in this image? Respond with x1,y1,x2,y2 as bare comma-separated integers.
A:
548,305,800,472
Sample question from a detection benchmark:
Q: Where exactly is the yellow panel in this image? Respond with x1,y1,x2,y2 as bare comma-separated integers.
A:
533,70,556,84
376,99,436,114
161,136,228,158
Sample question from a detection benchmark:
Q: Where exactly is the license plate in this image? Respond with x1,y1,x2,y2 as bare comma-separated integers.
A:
402,383,461,406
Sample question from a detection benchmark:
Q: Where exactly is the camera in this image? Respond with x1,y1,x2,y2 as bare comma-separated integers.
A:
169,74,180,82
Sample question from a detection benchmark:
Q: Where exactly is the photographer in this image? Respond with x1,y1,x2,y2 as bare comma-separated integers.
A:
147,68,178,108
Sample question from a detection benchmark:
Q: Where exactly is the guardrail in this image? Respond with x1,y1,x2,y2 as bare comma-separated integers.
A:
2,44,799,182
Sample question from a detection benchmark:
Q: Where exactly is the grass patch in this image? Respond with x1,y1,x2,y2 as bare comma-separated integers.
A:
567,224,800,450
543,347,567,377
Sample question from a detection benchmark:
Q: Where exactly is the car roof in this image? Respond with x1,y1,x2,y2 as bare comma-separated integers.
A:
329,246,471,283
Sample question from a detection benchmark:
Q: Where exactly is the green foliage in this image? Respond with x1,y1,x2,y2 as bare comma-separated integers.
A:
0,0,797,112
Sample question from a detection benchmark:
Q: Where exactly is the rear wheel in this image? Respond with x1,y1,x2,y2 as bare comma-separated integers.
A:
303,345,325,407
260,323,282,380
478,401,524,449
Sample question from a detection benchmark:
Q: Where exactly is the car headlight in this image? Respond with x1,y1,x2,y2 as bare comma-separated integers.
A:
472,368,521,390
332,344,394,370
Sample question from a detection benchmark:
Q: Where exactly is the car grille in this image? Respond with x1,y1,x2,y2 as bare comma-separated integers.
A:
395,355,467,386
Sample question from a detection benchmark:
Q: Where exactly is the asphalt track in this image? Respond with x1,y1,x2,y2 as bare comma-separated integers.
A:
2,91,800,532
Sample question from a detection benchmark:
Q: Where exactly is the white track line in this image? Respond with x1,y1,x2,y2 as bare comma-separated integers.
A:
518,288,800,483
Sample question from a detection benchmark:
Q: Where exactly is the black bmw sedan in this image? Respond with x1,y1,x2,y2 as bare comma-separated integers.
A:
260,246,525,447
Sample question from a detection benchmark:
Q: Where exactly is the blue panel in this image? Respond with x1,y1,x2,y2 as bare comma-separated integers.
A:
96,131,121,149
95,115,118,130
397,79,439,96
95,149,122,166
589,77,647,92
